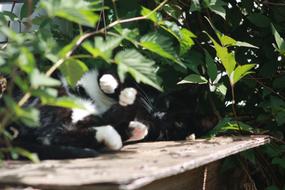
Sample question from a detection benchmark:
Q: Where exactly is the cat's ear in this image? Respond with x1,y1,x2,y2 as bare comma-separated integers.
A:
126,121,148,142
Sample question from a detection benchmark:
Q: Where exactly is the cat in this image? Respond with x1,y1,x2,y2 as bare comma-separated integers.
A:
4,68,219,159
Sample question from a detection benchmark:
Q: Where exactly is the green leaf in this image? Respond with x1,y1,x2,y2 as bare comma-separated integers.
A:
30,69,61,88
272,158,285,169
215,83,227,99
205,50,217,81
115,49,162,91
11,147,39,163
209,2,226,19
220,35,236,47
179,28,196,55
140,32,185,68
42,97,84,109
17,47,35,74
40,0,99,27
231,64,256,85
205,118,254,137
190,0,201,12
248,13,270,28
60,59,89,87
141,7,160,23
273,76,285,89
82,36,123,61
276,111,285,126
272,25,285,53
265,186,280,190
178,74,208,84
4,96,40,127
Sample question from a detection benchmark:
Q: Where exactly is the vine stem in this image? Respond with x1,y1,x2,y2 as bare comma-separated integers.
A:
17,0,168,107
230,84,243,134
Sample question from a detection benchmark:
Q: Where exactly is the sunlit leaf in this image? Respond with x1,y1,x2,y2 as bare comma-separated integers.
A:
60,59,89,87
178,74,208,84
30,69,61,88
115,49,162,91
205,50,217,81
231,64,256,85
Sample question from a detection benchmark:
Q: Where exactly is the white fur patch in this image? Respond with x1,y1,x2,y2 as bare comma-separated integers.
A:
126,121,148,142
99,74,118,94
119,88,137,106
71,99,98,123
95,125,123,150
77,70,116,115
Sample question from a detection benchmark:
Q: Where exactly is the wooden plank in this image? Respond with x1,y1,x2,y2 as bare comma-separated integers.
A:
0,135,270,190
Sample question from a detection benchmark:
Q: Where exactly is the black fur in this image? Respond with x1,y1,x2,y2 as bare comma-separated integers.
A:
2,69,218,159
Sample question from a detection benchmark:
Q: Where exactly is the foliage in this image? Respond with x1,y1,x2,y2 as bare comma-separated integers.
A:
0,0,285,188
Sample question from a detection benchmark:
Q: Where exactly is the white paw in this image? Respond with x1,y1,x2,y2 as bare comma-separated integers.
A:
99,74,119,94
95,125,122,150
119,88,137,106
126,121,148,142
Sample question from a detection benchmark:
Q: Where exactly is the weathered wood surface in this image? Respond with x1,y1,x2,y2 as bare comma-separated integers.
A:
0,135,270,190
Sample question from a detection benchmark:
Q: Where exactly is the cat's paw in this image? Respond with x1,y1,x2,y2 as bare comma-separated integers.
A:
126,121,148,142
95,125,122,150
119,88,137,106
99,74,119,94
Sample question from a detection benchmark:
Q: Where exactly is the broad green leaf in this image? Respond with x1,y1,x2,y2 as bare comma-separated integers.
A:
17,47,35,74
212,37,237,77
205,50,217,81
40,0,99,27
220,35,236,47
58,35,81,58
182,51,204,73
178,74,208,84
273,76,285,89
231,64,256,85
248,13,270,28
56,9,98,27
30,69,61,88
209,3,226,19
179,28,196,55
140,32,185,68
141,7,160,23
60,59,89,87
115,49,162,91
82,36,123,61
190,0,201,12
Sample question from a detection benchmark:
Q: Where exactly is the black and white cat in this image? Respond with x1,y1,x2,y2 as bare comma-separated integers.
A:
8,69,218,159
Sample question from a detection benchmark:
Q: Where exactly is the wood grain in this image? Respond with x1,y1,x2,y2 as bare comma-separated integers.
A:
0,135,270,190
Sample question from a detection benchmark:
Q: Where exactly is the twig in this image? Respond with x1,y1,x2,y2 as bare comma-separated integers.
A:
16,0,169,107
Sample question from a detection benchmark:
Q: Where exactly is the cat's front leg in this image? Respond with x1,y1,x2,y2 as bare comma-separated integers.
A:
99,74,119,94
119,88,137,106
94,125,123,150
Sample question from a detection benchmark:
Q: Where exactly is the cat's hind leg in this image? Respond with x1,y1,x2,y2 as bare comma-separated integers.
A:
126,121,148,142
94,125,123,150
